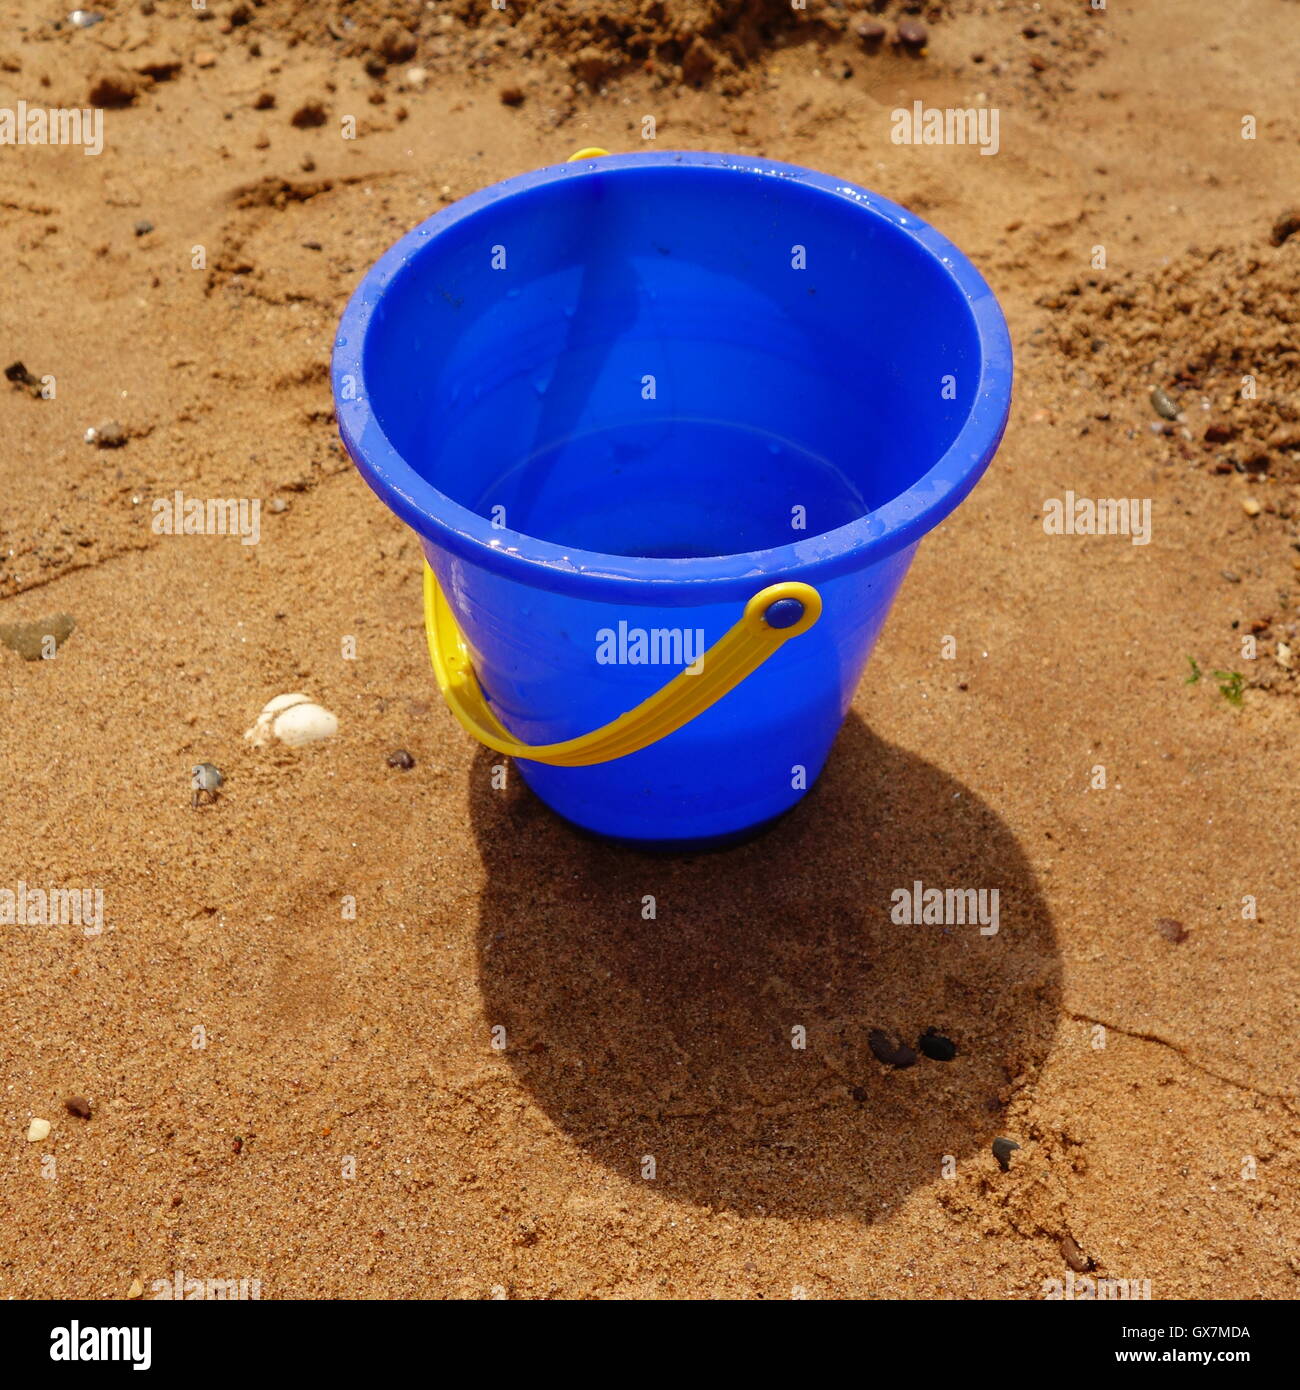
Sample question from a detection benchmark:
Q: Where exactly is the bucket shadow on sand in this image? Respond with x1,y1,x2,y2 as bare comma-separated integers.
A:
471,712,1060,1218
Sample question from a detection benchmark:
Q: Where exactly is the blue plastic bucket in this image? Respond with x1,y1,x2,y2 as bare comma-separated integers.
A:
333,152,1012,846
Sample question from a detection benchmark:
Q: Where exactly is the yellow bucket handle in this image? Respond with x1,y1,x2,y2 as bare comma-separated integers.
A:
423,565,821,767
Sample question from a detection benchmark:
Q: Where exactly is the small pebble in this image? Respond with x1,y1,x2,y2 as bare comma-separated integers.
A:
896,19,928,49
300,153,316,172
1220,570,1241,583
133,219,153,236
291,100,328,128
88,69,138,107
849,1085,867,1104
405,67,428,91
64,1095,93,1119
499,85,525,107
1150,386,1181,420
1276,642,1293,670
68,9,106,27
27,1118,51,1143
126,1278,144,1300
0,612,75,661
1242,497,1261,517
1060,1234,1091,1272
5,360,40,389
855,20,886,45
918,1028,957,1062
386,748,416,769
992,1136,1019,1171
1269,207,1300,248
1154,917,1188,943
868,1029,917,1069
194,50,217,69
93,419,128,448
268,496,289,512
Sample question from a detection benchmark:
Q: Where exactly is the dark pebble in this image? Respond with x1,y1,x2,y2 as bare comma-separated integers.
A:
918,1028,957,1061
133,219,153,236
386,748,416,769
1060,1234,1091,1271
95,420,127,448
1204,420,1235,443
896,19,928,49
1269,207,1300,247
868,1028,917,1069
1220,570,1240,584
88,70,139,108
5,360,39,387
499,86,526,107
64,1095,93,1119
290,101,328,128
849,1085,867,1104
1154,917,1188,943
992,1136,1020,1171
855,20,886,44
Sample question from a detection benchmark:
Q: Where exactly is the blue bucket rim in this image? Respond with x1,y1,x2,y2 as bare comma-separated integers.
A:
332,150,1013,604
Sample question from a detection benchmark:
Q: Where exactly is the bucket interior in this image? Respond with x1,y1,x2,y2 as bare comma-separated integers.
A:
362,164,983,560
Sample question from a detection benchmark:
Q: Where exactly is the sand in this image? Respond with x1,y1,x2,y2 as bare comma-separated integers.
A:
1,0,1297,1300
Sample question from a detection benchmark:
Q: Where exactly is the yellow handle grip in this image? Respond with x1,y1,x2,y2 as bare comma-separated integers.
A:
423,564,821,767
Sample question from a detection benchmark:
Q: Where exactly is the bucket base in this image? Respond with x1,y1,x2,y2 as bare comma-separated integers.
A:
544,799,799,856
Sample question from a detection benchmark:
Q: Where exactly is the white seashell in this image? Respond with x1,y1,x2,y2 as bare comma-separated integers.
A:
27,1118,51,1143
244,693,337,747
269,701,338,746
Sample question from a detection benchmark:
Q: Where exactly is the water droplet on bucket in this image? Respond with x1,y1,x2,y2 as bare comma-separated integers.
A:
335,337,347,347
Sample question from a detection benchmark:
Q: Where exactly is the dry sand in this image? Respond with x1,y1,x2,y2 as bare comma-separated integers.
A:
1,0,1297,1299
